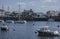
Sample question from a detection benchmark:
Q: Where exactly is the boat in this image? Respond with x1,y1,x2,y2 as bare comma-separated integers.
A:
37,26,60,36
0,20,4,23
6,20,14,23
48,18,55,22
0,24,8,31
14,20,27,24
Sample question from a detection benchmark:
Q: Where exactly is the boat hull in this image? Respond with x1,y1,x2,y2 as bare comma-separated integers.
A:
1,28,8,31
0,26,8,31
38,31,59,36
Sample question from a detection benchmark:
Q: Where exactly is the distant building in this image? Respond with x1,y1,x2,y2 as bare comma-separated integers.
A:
46,10,60,16
36,12,47,18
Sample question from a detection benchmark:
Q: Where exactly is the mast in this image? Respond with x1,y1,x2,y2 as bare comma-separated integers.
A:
18,0,20,13
7,6,10,12
2,4,4,20
2,4,4,10
18,1,20,20
18,4,20,13
2,4,4,13
1,4,5,23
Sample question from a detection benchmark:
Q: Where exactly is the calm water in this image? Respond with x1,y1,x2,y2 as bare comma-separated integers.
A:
0,21,60,39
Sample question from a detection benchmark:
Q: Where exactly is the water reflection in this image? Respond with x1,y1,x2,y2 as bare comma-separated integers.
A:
38,36,59,39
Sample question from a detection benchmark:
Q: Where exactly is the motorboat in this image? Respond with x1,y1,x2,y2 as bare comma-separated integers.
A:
6,20,14,23
14,20,27,24
0,24,8,31
37,26,60,36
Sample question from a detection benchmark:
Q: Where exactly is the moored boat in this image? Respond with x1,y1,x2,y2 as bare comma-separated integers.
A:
37,26,60,36
14,20,27,24
0,24,8,31
6,20,14,23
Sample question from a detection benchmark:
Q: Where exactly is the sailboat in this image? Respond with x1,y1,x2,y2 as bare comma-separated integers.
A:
14,4,27,24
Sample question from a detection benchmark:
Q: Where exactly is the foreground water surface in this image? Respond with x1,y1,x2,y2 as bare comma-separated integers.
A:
0,21,60,39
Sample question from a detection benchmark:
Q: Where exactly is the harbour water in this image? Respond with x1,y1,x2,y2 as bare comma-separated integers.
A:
0,21,60,39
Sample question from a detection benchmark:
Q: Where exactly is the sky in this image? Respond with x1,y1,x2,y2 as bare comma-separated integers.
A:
0,0,60,12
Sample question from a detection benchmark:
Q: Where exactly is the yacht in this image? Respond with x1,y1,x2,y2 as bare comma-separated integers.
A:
37,26,59,36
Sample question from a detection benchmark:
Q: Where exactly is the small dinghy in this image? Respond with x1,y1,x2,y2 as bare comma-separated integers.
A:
37,26,60,36
0,24,8,31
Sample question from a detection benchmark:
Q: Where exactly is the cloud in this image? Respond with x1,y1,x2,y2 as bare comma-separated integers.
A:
39,5,60,11
44,0,57,3
16,2,27,10
45,0,52,2
16,0,59,12
17,2,26,6
16,1,36,10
